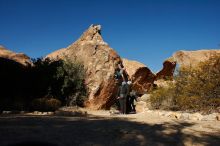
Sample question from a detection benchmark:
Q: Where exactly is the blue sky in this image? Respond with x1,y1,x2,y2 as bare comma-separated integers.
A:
0,0,220,72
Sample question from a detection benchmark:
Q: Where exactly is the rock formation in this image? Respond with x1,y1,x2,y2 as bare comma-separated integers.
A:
173,50,220,68
0,45,31,66
156,58,176,80
0,46,31,104
47,25,125,109
122,58,155,94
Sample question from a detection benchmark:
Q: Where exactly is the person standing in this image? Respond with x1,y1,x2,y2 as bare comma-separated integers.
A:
126,80,132,113
117,81,129,114
129,89,138,113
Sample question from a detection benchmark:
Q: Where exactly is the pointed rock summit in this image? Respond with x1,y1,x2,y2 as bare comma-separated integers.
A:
76,24,105,43
47,24,124,109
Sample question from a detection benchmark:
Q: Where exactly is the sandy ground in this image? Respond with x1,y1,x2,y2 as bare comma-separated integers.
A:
0,109,219,146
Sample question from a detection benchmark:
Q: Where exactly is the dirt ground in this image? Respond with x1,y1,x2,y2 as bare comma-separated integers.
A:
0,109,219,146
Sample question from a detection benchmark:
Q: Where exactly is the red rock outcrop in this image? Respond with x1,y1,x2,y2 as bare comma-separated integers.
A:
122,58,155,94
47,25,125,109
156,58,176,80
0,45,31,66
173,50,220,68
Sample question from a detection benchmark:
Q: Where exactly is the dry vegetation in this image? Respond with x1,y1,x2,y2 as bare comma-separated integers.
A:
150,55,220,113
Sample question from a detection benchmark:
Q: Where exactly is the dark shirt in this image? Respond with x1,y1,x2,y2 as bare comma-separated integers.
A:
118,84,129,98
129,90,137,101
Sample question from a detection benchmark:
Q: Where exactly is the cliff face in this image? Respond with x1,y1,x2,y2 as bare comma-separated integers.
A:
47,25,125,109
122,58,155,94
173,50,220,68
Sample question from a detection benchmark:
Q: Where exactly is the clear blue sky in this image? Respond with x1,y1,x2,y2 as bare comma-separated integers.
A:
0,0,220,72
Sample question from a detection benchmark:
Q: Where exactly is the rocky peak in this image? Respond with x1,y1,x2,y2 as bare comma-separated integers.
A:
73,24,107,46
47,24,124,109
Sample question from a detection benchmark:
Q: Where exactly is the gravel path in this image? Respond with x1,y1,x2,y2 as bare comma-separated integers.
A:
0,109,219,146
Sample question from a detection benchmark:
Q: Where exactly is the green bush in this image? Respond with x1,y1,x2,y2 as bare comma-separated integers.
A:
54,57,87,106
150,54,220,112
30,98,61,111
31,57,87,107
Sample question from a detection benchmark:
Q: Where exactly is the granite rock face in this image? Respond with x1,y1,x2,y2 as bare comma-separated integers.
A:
47,25,125,109
173,50,220,68
122,58,155,94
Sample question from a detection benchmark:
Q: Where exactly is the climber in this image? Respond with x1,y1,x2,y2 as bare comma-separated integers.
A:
114,61,125,82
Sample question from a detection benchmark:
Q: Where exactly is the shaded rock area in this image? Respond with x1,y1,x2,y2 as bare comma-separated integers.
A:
47,25,126,110
173,49,220,68
156,58,176,80
0,46,32,110
122,58,155,94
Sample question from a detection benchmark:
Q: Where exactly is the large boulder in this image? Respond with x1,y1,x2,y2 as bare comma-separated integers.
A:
156,58,176,80
122,58,155,94
0,45,31,66
47,25,125,109
173,50,220,68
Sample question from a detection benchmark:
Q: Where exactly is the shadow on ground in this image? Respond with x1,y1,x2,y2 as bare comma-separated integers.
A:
0,114,219,146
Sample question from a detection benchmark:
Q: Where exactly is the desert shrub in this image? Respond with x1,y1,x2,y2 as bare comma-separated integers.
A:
150,82,176,110
150,54,220,112
30,98,61,111
54,57,87,106
30,58,63,98
30,57,87,107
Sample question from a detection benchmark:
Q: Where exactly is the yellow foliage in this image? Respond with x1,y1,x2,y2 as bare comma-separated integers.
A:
150,54,220,112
